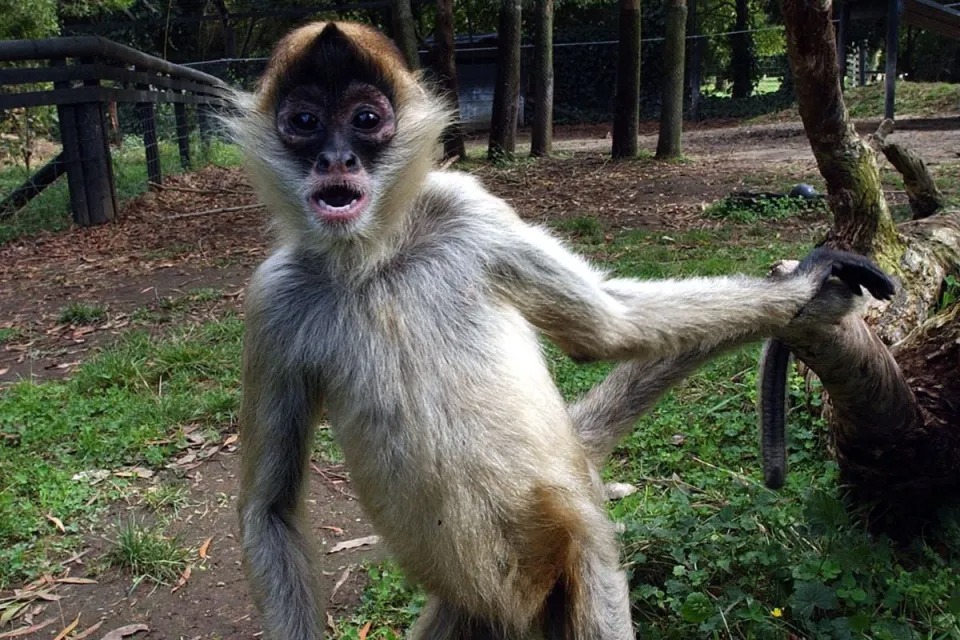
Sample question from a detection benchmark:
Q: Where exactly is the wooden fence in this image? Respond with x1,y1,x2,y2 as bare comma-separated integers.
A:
0,37,234,226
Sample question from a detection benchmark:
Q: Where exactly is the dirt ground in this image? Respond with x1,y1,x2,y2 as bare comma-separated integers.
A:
0,115,957,639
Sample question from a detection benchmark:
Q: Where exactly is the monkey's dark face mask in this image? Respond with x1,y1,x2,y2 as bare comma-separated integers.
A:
273,28,400,236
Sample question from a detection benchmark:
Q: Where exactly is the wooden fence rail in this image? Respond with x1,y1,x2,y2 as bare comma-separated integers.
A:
0,36,234,226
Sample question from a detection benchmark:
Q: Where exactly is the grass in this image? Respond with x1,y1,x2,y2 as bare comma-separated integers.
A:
845,81,960,119
705,194,827,224
0,316,243,586
104,518,190,588
58,302,107,326
0,137,241,245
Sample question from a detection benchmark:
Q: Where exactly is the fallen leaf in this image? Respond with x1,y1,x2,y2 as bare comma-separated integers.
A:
0,368,8,376
325,612,336,631
222,434,238,447
0,617,56,638
55,577,98,585
100,624,150,640
171,565,191,593
45,514,66,533
113,467,154,479
358,621,372,640
327,535,380,554
0,602,28,627
330,566,353,599
198,537,213,559
72,620,104,640
52,614,80,640
320,525,344,536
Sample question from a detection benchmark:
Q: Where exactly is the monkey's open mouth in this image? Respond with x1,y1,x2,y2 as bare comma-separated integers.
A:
310,184,367,222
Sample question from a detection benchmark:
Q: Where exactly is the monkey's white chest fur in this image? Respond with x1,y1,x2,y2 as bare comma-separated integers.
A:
252,238,595,614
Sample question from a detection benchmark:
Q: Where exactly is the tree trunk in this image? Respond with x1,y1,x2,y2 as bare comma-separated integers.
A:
612,0,641,159
530,0,554,158
656,0,687,159
687,0,703,121
488,0,522,162
730,0,752,99
391,0,420,70
434,0,466,161
781,0,900,259
778,0,960,512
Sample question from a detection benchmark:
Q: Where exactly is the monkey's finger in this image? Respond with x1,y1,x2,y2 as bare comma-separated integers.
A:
829,261,896,301
798,248,896,301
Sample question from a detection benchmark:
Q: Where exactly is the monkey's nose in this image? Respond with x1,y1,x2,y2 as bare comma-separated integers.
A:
317,150,360,173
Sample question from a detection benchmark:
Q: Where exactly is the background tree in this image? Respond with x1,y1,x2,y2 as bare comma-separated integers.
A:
531,0,554,158
729,0,754,98
391,0,420,70
433,0,466,160
656,0,686,158
612,0,641,159
777,0,960,518
488,0,522,161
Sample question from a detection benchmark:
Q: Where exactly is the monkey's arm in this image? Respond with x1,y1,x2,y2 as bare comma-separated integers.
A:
490,222,889,364
238,303,325,640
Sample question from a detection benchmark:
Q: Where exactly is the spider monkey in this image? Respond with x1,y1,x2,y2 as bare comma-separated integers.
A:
232,21,895,639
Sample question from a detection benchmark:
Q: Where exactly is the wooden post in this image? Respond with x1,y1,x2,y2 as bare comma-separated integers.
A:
137,88,162,185
838,2,851,84
174,102,191,170
53,58,116,226
52,59,90,226
858,44,867,86
884,0,901,120
198,103,214,150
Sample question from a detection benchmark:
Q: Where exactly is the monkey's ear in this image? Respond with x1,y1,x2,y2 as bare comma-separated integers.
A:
798,248,897,301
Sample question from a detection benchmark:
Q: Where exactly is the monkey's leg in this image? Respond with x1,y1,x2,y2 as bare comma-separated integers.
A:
239,374,323,640
547,519,634,640
408,599,508,640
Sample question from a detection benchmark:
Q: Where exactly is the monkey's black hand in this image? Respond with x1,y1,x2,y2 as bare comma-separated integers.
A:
796,247,896,301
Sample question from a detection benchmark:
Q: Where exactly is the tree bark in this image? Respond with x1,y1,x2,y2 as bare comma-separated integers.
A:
434,0,466,161
687,0,703,121
730,0,752,99
530,0,554,158
656,0,687,159
488,0,522,162
871,119,945,220
612,0,641,159
391,0,420,70
778,0,960,509
781,0,900,259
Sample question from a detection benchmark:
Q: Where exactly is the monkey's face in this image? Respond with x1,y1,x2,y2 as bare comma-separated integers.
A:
275,81,397,234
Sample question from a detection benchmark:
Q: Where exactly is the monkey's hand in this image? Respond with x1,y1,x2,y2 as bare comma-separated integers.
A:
778,247,896,335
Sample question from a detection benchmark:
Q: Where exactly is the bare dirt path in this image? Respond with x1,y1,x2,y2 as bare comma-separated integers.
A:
1,114,957,639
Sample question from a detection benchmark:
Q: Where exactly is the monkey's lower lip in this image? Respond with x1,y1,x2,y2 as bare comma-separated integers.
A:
310,186,367,222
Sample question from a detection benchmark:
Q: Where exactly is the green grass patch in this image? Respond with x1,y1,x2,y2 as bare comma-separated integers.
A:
0,327,22,344
0,315,243,586
104,518,190,588
58,302,107,326
705,194,826,224
845,81,960,119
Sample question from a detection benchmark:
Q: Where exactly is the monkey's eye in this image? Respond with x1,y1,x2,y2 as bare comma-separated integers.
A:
290,112,319,132
352,110,381,130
